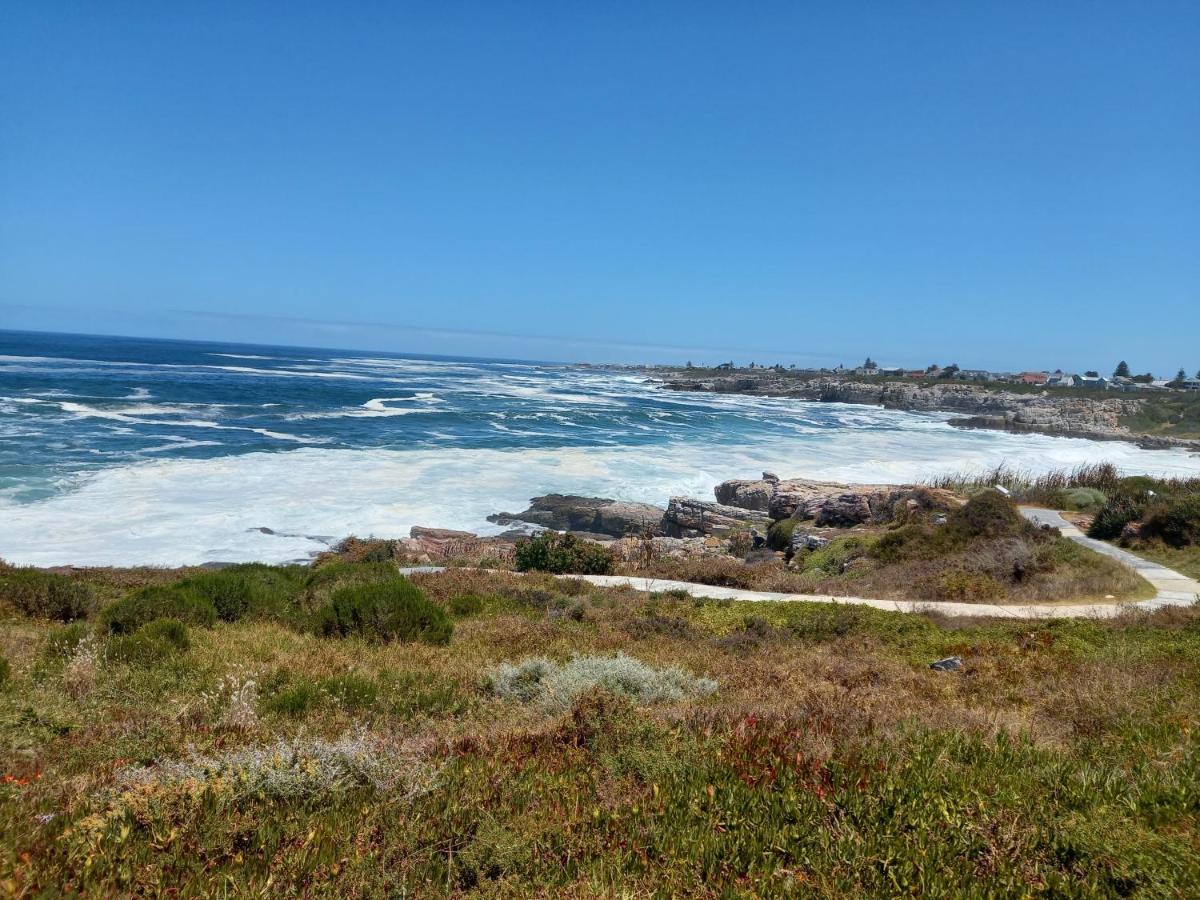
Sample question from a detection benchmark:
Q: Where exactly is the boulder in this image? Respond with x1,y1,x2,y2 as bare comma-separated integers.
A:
812,493,874,527
714,472,781,511
662,497,771,538
488,494,664,537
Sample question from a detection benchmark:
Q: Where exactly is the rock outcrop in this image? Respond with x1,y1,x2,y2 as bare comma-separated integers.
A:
396,526,518,564
488,494,665,537
713,474,962,527
661,497,770,538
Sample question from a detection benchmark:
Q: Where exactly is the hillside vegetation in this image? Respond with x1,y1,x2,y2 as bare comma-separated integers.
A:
932,463,1200,582
625,490,1150,604
3,558,1200,895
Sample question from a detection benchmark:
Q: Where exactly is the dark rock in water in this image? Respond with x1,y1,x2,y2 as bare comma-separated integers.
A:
249,526,335,544
928,656,964,672
489,494,665,537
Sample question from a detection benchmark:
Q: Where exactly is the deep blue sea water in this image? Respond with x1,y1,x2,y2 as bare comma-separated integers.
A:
3,330,1197,566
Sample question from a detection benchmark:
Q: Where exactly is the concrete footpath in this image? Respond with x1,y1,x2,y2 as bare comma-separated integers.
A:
402,508,1200,620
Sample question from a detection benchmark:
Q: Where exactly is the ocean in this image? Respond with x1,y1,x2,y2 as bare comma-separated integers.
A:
2,329,1197,567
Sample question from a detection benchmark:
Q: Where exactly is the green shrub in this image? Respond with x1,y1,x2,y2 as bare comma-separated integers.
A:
1088,494,1148,540
321,674,380,711
948,491,1024,540
100,585,217,634
0,569,93,621
312,578,452,645
0,654,10,686
349,541,398,564
766,518,798,551
106,619,190,666
303,561,401,608
330,536,400,564
1058,487,1107,512
137,618,190,651
1141,495,1200,548
513,532,614,575
448,593,486,617
177,564,305,622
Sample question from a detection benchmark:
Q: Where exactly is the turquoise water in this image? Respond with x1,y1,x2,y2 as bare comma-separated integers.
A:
2,330,1197,566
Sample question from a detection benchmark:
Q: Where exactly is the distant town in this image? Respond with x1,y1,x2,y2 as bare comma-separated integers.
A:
660,359,1200,393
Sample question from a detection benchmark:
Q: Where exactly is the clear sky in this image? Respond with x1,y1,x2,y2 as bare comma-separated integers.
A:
2,2,1197,374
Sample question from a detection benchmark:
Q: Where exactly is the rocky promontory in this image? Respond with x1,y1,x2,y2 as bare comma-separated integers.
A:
660,373,1200,451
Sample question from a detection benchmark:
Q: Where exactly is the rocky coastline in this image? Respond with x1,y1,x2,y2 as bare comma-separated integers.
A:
393,473,959,565
656,373,1200,452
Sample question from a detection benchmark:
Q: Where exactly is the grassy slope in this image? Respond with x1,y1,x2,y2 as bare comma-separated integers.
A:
3,566,1200,896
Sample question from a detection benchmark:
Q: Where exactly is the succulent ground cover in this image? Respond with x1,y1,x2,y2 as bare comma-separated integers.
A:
2,560,1200,895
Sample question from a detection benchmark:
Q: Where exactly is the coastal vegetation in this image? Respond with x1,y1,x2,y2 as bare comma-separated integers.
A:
931,463,1200,582
624,489,1151,604
514,530,615,575
3,558,1200,894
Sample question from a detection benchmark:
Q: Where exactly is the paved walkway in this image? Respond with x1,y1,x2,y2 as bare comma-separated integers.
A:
402,510,1200,620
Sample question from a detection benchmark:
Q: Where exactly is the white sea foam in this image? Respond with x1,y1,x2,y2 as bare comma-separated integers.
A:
42,400,325,443
285,395,443,420
138,438,225,453
1,428,1197,567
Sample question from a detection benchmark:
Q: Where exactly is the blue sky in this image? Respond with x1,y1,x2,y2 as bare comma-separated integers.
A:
1,2,1197,373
